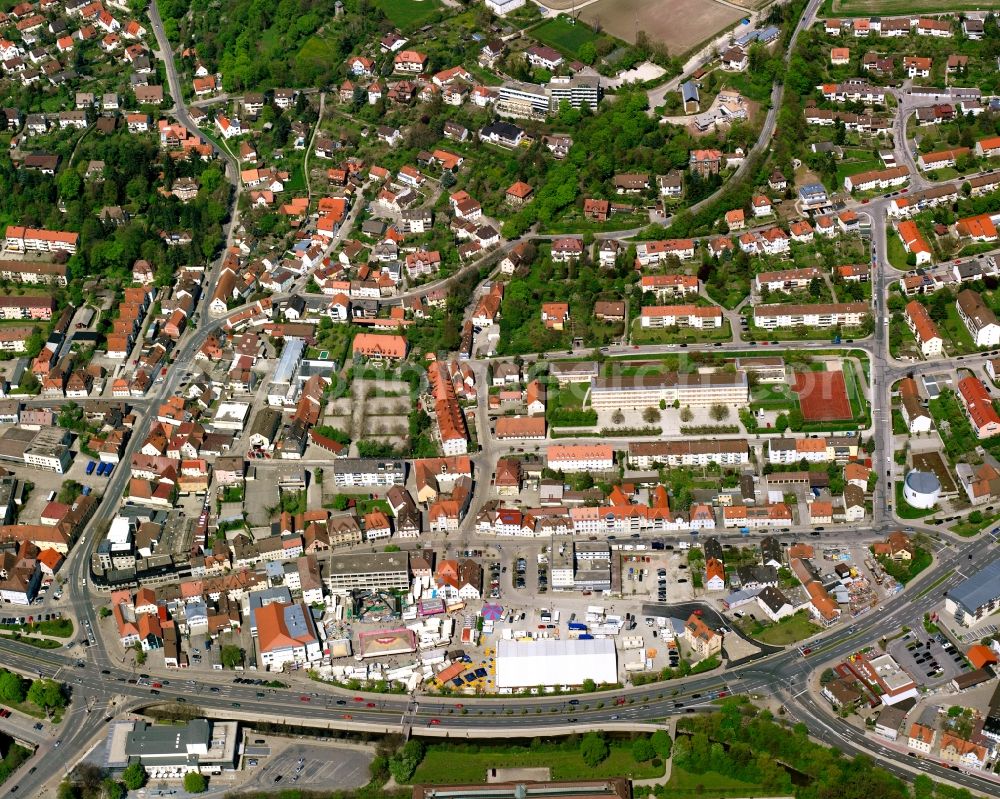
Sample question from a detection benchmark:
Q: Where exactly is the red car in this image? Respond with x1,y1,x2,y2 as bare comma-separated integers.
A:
353,696,364,702
366,702,376,708
455,703,464,708
300,696,311,702
693,609,703,616
343,713,352,719
151,682,162,688
801,647,812,656
429,719,441,725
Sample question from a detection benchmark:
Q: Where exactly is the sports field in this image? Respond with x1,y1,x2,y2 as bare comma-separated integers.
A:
577,0,743,53
829,0,1000,14
372,0,442,31
793,370,853,421
532,16,602,58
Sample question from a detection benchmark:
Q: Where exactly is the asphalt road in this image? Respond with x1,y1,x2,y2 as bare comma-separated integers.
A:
1,525,995,796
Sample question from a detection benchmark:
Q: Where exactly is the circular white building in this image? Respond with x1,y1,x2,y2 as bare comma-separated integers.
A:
903,470,941,509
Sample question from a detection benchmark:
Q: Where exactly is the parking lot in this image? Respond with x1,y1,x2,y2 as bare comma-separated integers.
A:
888,631,972,689
246,741,373,791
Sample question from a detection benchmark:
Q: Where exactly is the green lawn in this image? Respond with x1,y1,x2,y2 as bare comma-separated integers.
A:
532,16,601,59
548,380,596,426
410,744,664,784
841,361,868,424
748,611,821,646
750,383,796,410
372,0,443,30
940,305,978,353
952,509,1000,537
885,226,910,269
0,632,61,649
666,765,774,798
0,618,73,638
836,159,881,187
894,481,935,519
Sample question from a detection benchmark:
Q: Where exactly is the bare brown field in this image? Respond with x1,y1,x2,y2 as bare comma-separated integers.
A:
578,0,744,52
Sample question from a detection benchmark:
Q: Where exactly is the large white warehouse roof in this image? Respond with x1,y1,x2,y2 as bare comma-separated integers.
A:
495,638,618,688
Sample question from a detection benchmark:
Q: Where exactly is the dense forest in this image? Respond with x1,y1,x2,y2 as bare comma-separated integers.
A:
674,701,981,799
0,131,230,294
160,0,391,89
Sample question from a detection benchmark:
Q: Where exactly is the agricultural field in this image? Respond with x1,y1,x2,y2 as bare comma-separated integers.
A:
372,0,444,31
827,0,1000,14
577,0,743,52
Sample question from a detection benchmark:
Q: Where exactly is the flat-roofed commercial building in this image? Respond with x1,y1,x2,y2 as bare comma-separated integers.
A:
325,550,410,592
106,718,239,778
945,558,1000,627
495,638,618,688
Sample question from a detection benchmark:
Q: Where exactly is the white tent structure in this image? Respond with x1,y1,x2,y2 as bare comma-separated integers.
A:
495,638,618,688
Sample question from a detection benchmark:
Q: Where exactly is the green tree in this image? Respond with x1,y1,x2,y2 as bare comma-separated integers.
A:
632,737,655,762
102,778,125,799
183,772,207,793
650,729,672,758
710,404,730,421
121,762,147,790
0,669,25,703
578,41,597,65
581,678,597,692
27,678,65,711
389,739,425,782
580,732,609,766
220,645,244,669
57,781,80,799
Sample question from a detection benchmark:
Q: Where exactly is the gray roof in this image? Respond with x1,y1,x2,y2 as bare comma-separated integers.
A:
125,719,209,759
905,470,940,494
947,558,1000,612
327,550,408,575
681,81,699,103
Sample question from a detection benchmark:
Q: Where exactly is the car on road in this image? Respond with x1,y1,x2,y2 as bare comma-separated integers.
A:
300,696,311,702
